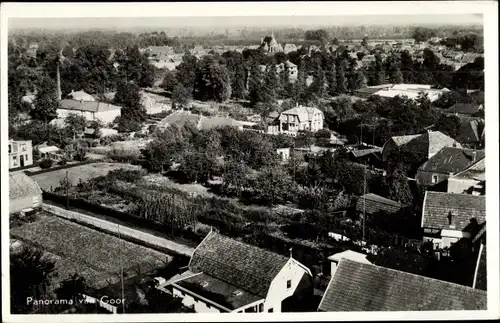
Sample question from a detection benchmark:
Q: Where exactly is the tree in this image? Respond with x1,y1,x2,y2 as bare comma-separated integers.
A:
161,70,179,93
222,159,249,197
194,56,232,102
361,36,369,47
115,45,155,87
176,52,198,93
385,166,413,205
65,113,87,139
55,273,90,304
335,60,347,94
31,76,60,123
433,114,462,139
332,37,339,46
114,81,146,132
171,83,191,109
11,246,57,314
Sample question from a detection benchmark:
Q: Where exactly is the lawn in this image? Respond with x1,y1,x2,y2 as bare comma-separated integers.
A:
31,162,141,191
10,214,171,291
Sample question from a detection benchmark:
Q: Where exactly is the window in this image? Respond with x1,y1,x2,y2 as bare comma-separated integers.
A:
268,308,274,313
286,279,292,289
21,144,26,151
13,156,17,166
431,174,438,184
8,145,11,154
25,154,28,161
258,304,264,312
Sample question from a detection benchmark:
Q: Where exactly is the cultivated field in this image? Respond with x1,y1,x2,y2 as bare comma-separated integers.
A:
10,214,172,291
31,162,141,191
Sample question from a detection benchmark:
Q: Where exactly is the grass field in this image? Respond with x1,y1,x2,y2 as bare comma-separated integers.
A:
10,214,171,291
31,162,141,191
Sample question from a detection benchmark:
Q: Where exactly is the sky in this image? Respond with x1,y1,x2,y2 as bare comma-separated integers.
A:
9,14,483,31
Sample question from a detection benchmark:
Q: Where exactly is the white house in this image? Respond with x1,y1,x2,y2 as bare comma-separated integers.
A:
8,139,33,169
160,231,313,313
279,105,324,135
58,99,122,125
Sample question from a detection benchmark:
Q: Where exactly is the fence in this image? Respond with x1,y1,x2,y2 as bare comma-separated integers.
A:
9,163,40,172
25,160,97,176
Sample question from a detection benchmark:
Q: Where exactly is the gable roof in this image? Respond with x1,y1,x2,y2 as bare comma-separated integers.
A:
281,106,323,123
67,90,94,101
318,258,487,311
351,147,382,158
457,119,484,144
422,191,486,231
59,100,122,113
189,231,289,298
9,173,42,201
453,158,485,181
418,147,485,174
390,134,421,146
356,193,404,215
405,131,461,158
157,110,201,128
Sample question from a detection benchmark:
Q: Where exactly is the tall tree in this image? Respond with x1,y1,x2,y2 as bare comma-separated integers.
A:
171,83,191,109
114,81,146,131
31,76,60,123
161,70,179,93
195,56,232,102
335,60,347,94
64,113,87,139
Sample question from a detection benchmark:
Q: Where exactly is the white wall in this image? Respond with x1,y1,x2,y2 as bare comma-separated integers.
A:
264,258,310,313
57,109,120,124
447,178,480,194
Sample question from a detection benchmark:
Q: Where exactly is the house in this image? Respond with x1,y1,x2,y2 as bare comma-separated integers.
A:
325,250,371,277
349,146,383,168
416,147,485,187
67,90,95,102
421,191,485,249
283,44,297,54
318,258,487,311
162,231,313,313
140,91,171,115
355,193,405,221
448,160,485,195
279,105,324,134
260,32,284,54
8,139,33,169
58,100,122,125
37,144,64,161
381,130,461,163
276,148,290,161
9,173,43,214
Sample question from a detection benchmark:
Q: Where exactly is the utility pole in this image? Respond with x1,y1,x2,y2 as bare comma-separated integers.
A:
362,165,366,244
65,170,69,209
118,225,125,314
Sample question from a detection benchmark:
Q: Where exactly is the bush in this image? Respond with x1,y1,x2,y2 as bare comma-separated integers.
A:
39,158,54,169
106,148,141,164
58,158,68,166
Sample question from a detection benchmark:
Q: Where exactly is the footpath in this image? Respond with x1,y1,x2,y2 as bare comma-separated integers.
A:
42,203,195,257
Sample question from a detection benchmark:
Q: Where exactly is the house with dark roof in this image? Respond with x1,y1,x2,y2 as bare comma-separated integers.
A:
318,258,487,311
355,193,406,222
431,157,485,195
457,118,485,149
162,231,313,313
416,147,485,187
279,105,324,135
9,173,43,214
381,130,461,163
421,191,485,250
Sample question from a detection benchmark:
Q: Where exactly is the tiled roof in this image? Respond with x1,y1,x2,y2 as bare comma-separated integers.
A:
457,119,484,144
356,193,403,215
9,173,42,201
422,192,486,231
446,103,482,116
189,231,289,298
158,111,201,128
351,147,382,158
405,131,461,158
418,147,485,174
59,100,122,113
453,158,485,181
318,259,487,311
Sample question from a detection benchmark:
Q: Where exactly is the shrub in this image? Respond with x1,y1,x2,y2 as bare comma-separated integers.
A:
57,158,68,166
106,148,141,164
39,158,53,169
107,168,147,183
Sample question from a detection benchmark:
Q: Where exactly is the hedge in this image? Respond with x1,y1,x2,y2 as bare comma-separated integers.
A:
9,162,40,172
25,160,97,176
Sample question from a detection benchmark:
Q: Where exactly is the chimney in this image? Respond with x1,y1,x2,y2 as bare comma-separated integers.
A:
329,258,340,278
260,37,263,44
56,62,62,100
472,150,477,162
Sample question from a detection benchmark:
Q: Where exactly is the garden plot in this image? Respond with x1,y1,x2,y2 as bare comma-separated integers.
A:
10,215,171,291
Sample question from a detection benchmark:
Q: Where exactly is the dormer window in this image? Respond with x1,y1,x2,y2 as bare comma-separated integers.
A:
200,281,209,288
231,290,243,297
